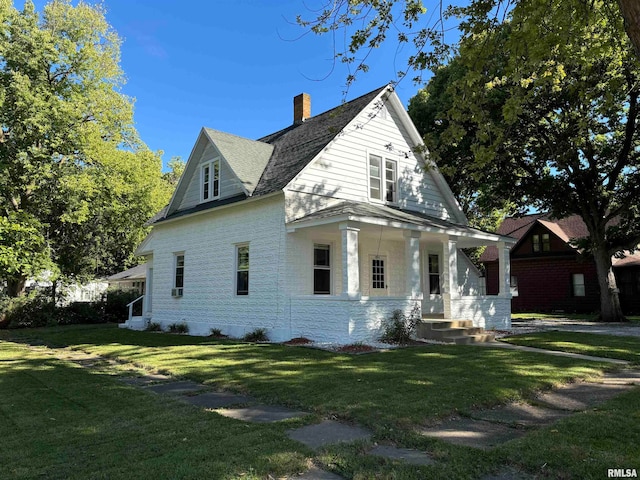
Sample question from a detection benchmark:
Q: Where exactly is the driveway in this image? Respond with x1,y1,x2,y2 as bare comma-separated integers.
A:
509,317,640,337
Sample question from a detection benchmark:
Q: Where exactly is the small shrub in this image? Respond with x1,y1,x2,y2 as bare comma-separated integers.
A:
243,328,269,342
145,322,162,332
379,304,421,344
58,302,105,325
168,322,189,334
209,328,227,338
4,292,59,329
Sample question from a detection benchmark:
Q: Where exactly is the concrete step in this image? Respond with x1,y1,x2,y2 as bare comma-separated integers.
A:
419,319,474,330
416,319,494,344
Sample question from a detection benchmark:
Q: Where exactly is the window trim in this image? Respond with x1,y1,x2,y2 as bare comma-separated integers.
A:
235,243,249,296
367,151,398,205
532,233,551,253
572,273,586,297
370,255,387,290
200,158,220,202
173,253,185,297
313,243,332,295
427,253,441,295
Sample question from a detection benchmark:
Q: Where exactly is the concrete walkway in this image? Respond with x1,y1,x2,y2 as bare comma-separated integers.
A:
476,340,630,364
510,317,640,337
30,340,640,479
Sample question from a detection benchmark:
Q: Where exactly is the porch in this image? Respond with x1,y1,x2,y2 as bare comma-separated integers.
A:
285,202,514,343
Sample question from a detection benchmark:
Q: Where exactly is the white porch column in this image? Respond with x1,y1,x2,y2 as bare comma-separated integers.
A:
143,260,153,317
403,230,422,297
448,238,459,298
339,221,360,299
497,241,511,297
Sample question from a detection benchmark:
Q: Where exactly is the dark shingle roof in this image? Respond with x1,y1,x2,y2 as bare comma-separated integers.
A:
252,86,388,196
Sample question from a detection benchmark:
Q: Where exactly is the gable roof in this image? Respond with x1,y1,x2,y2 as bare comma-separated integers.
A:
253,86,388,196
204,128,274,195
159,84,467,224
480,213,589,262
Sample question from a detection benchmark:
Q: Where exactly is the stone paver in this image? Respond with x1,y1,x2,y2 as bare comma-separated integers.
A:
368,445,434,466
144,380,206,395
471,402,571,427
534,382,633,411
418,418,527,449
181,391,255,409
601,369,640,385
289,466,345,479
117,374,172,386
287,420,372,450
216,405,308,423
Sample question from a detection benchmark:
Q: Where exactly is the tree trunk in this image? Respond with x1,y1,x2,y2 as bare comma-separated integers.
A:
592,246,625,322
618,0,640,58
6,275,27,297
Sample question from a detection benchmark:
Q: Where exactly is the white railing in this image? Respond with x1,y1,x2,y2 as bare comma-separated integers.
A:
126,295,145,322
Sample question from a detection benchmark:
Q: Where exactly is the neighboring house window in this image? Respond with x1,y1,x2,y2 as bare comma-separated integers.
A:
572,273,585,297
313,244,331,294
371,256,386,290
368,154,398,203
236,244,249,295
428,254,441,294
173,253,184,297
532,233,550,253
201,159,220,201
510,276,519,297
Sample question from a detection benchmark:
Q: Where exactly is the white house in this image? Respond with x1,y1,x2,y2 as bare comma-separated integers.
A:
107,264,147,295
123,85,515,342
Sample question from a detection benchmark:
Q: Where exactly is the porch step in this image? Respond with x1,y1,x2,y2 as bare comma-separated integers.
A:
416,320,495,344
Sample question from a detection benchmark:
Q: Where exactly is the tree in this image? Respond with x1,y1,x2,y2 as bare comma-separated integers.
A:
162,156,186,188
298,0,640,91
0,1,169,297
423,2,639,321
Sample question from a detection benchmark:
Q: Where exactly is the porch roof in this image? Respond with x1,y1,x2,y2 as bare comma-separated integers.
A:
286,201,515,247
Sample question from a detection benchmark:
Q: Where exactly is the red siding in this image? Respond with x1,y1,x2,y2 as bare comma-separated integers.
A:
485,257,600,313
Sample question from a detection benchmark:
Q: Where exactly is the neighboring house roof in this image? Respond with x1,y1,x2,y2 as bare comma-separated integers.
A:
107,264,147,282
480,214,638,267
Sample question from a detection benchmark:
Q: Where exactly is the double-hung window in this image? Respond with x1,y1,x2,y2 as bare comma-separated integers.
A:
236,244,249,296
532,233,550,253
173,253,184,297
313,244,331,294
368,154,398,203
201,159,220,201
428,254,441,294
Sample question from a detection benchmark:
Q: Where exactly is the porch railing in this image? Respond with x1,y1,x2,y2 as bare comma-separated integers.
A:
126,295,145,323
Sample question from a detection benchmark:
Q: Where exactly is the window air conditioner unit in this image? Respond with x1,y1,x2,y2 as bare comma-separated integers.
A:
171,288,183,297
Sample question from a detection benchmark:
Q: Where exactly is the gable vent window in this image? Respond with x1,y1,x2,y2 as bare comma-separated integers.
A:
532,233,550,253
201,159,220,202
368,154,398,204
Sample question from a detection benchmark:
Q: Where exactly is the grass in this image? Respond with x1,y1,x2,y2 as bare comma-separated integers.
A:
503,331,640,364
1,324,638,479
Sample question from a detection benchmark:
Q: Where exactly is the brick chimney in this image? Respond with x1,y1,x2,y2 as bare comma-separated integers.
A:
293,93,311,123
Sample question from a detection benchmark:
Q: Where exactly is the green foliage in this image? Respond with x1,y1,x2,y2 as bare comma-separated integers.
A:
2,291,57,329
167,322,189,334
145,322,162,332
243,328,269,342
104,289,140,323
379,304,421,344
209,328,227,338
0,0,171,295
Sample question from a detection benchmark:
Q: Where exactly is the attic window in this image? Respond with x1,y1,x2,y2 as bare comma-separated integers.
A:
532,233,550,253
201,159,220,202
368,153,398,204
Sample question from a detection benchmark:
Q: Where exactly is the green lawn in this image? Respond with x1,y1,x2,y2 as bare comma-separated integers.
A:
503,331,640,364
1,324,638,479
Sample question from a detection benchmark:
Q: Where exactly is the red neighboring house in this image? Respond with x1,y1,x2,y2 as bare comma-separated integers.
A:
480,214,640,314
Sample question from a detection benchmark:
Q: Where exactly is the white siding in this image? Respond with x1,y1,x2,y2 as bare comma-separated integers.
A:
150,195,288,338
457,251,482,296
287,99,453,220
178,143,246,211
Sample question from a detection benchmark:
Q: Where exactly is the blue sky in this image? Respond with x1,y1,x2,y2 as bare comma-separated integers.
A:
30,0,454,168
